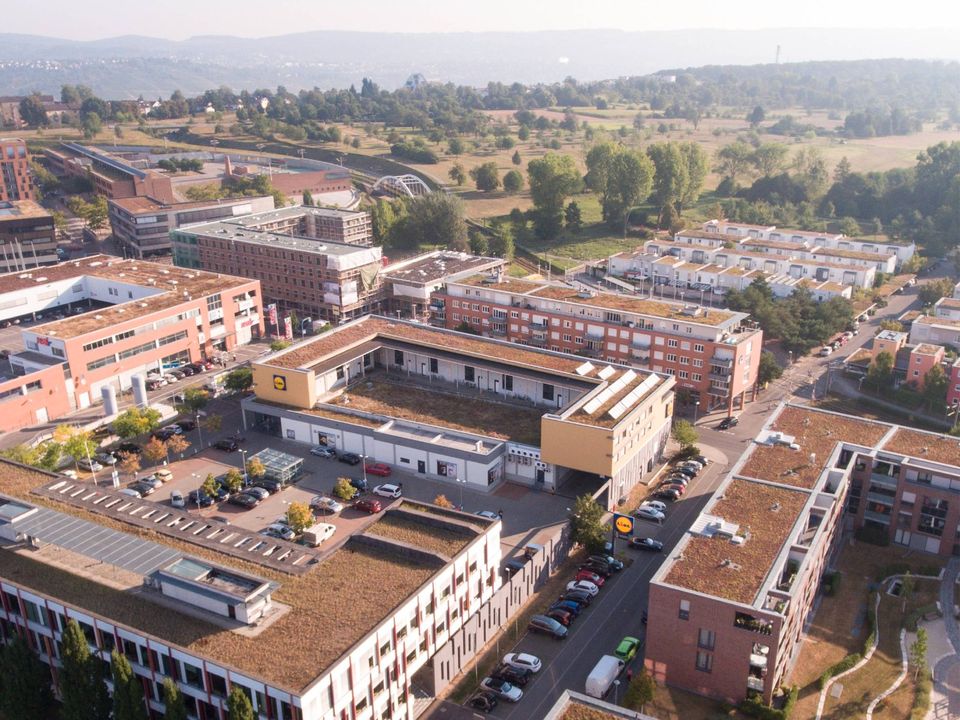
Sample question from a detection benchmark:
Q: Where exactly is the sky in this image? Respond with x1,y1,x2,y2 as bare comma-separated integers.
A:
5,0,960,40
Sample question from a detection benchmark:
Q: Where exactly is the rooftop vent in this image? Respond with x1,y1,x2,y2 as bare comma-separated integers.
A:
94,314,103,320
161,270,170,274
681,305,704,317
771,502,782,512
34,277,47,283
139,303,148,308
720,559,742,570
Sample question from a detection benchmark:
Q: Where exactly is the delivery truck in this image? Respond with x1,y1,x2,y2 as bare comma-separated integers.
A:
585,654,624,698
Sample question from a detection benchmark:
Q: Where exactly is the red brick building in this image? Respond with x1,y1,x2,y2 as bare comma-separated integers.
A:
0,138,35,201
432,274,762,414
44,142,174,203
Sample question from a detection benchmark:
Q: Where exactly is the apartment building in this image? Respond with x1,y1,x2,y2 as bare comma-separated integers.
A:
0,462,503,720
0,138,35,201
171,208,382,323
431,274,760,415
244,315,675,503
647,403,960,705
0,255,262,431
0,199,58,271
109,195,275,258
381,251,504,320
44,142,174,203
846,331,946,390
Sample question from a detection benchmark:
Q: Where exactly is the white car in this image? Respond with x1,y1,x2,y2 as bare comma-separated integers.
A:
138,475,164,490
263,523,296,542
680,460,703,471
640,500,667,513
635,505,666,523
310,495,344,514
480,677,523,702
566,580,600,597
819,346,833,357
118,488,142,498
373,483,402,499
154,469,173,483
503,652,541,673
77,458,103,472
61,469,78,479
170,490,186,509
310,446,337,458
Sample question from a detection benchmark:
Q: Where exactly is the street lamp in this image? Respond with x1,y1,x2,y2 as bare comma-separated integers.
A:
693,399,700,425
455,476,465,510
196,411,203,450
361,455,368,489
239,448,248,486
613,679,621,706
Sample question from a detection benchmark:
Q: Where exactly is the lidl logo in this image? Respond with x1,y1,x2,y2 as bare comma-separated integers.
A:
614,513,634,536
273,375,287,391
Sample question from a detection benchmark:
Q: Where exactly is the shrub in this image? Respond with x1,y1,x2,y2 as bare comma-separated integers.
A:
738,688,798,720
911,666,932,720
333,477,357,501
818,653,861,689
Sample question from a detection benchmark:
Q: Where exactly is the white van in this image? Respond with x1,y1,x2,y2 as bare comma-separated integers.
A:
302,522,336,547
585,655,624,698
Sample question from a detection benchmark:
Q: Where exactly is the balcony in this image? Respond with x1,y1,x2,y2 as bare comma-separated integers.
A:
734,612,773,636
869,472,899,489
746,676,765,692
710,356,734,369
866,491,895,507
864,510,892,525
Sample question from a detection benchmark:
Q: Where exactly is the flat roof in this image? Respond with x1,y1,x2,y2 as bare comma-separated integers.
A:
0,460,488,692
814,247,896,261
674,230,736,241
384,252,502,286
741,238,808,251
0,200,52,221
662,477,809,605
14,256,255,339
913,343,942,356
109,195,268,214
882,428,960,466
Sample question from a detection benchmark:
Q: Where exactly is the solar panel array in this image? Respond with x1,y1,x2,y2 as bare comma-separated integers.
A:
581,369,637,416
607,374,661,421
16,506,180,576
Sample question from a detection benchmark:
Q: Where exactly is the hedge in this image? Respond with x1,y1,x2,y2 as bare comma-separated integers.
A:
911,667,932,720
737,686,799,720
818,653,862,690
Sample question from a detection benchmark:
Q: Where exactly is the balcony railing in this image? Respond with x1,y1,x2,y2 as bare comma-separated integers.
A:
746,676,765,691
869,472,898,489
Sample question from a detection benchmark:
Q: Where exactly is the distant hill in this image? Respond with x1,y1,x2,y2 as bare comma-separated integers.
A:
2,28,960,98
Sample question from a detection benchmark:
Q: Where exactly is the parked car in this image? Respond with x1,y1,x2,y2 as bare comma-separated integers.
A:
566,580,599,596
180,366,196,376
475,510,499,520
674,466,697,478
679,460,703,471
228,493,260,509
338,452,362,465
61,469,78,479
310,446,337,458
118,488,142,499
638,500,667,513
373,483,402,499
614,636,641,662
629,537,664,552
213,439,239,452
819,345,833,357
153,469,173,483
634,505,665,523
137,475,164,491
480,677,522,703
186,490,215,508
152,428,178,441
550,600,582,617
310,495,344,514
717,416,739,430
176,419,197,432
364,462,392,477
146,379,166,391
694,455,709,466
490,664,532,687
467,692,498,713
350,476,369,492
654,487,682,502
263,523,296,542
658,482,686,496
545,608,574,626
170,490,186,509
77,458,103,472
127,481,155,497
114,443,142,457
503,558,527,576
354,498,383,514
94,452,117,466
244,486,270,501
587,554,624,572
528,614,568,639
579,563,612,578
254,479,284,494
575,569,605,586
562,589,593,606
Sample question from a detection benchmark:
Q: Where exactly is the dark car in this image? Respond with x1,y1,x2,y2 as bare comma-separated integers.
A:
152,428,178,441
467,691,499,713
350,476,368,492
718,416,739,430
338,452,362,465
546,607,574,626
354,498,383,514
674,466,697,478
187,362,206,373
213,439,239,452
629,537,664,552
227,493,260,509
490,664,531,687
528,614,567,639
562,589,592,606
179,365,196,376
254,479,285,494
550,600,582,617
695,455,709,466
587,554,624,572
658,482,686,496
654,487,682,502
128,481,155,497
176,419,197,432
114,443,142,457
187,490,215,507
579,562,613,578
503,558,528,576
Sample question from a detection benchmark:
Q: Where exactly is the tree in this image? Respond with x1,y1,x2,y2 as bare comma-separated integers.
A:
569,494,608,552
60,619,110,720
918,277,954,306
333,477,358,501
118,451,141,481
527,153,582,239
81,111,103,140
111,651,148,720
390,193,468,252
838,216,861,236
203,414,223,433
747,105,766,127
488,220,515,260
143,437,167,468
19,94,48,127
647,142,688,225
447,138,464,155
866,351,895,395
269,339,291,352
166,433,190,460
715,141,754,184
433,494,454,508
502,169,524,193
227,686,255,720
923,364,948,410
201,473,219,500
224,468,244,493
161,677,188,720
623,668,656,713
565,201,582,232
0,632,54,720
758,351,784,386
246,457,266,482
511,150,522,165
751,143,790,178
179,388,210,413
900,571,915,613
448,163,466,186
54,425,97,474
224,367,253,393
470,162,500,192
671,419,698,449
585,142,655,226
286,501,314,534
910,627,928,681
67,196,109,231
113,407,162,438
302,190,314,206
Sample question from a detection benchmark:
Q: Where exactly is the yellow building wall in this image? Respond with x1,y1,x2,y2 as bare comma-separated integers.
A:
540,417,614,476
251,363,316,408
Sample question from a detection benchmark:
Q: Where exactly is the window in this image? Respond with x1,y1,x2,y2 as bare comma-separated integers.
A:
697,628,715,650
666,354,677,363
667,339,678,348
695,651,713,673
394,350,404,366
464,366,475,382
206,293,222,312
503,374,513,391
679,600,690,620
429,358,438,374
543,384,554,401
694,344,705,353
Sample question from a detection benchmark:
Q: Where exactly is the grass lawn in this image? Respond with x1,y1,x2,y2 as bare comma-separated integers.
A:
789,542,944,720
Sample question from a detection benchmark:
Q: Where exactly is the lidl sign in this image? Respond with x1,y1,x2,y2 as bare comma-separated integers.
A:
273,375,287,391
613,513,634,536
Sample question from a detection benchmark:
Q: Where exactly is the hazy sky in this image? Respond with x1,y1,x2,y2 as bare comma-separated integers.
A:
6,0,960,39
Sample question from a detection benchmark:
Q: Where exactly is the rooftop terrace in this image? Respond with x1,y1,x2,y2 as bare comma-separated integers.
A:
384,252,502,286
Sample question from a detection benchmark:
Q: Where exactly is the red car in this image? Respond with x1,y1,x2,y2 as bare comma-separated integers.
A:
354,498,383,514
575,569,605,587
364,462,392,477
